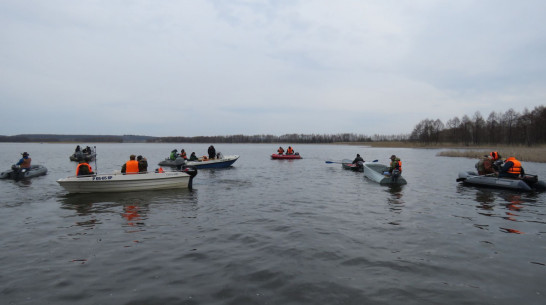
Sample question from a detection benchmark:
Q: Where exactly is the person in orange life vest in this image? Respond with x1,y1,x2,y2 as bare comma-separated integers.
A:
286,146,294,155
180,149,187,160
277,147,285,155
76,160,94,176
16,152,32,169
387,155,402,174
121,155,139,174
498,157,525,179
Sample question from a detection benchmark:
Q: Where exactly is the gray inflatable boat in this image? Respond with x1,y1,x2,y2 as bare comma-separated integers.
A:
457,171,546,191
0,165,48,180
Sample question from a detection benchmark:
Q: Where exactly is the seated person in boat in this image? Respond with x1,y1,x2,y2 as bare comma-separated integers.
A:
277,147,285,155
475,155,496,175
498,157,525,179
75,145,81,153
387,155,402,174
76,161,94,176
137,155,148,173
189,152,199,161
121,155,140,174
170,149,178,160
352,154,364,164
180,149,187,160
16,152,32,170
286,146,294,155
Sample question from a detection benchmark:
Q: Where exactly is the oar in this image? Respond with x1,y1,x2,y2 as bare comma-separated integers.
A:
325,160,378,164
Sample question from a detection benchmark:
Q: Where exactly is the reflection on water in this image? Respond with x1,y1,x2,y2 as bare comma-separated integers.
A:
385,185,404,213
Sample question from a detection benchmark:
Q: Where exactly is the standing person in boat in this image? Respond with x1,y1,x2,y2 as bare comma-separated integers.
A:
498,157,525,179
137,155,148,173
76,160,94,176
189,152,199,161
387,155,402,174
352,154,364,164
277,147,285,155
475,155,495,175
286,146,294,155
16,152,32,170
180,149,188,160
121,155,140,174
208,145,216,160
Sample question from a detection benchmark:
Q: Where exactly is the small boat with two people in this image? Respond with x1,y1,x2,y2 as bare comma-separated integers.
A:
272,146,301,159
69,145,96,162
457,171,546,192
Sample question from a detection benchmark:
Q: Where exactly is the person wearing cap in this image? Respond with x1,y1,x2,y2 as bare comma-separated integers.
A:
387,155,402,174
137,155,148,173
352,154,364,164
121,155,139,174
16,152,32,169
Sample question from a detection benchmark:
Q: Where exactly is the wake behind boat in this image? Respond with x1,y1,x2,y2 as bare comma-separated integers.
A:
457,171,546,192
363,163,407,185
57,168,197,194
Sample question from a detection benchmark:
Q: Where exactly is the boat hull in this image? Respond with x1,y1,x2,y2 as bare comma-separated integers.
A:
57,171,193,193
185,155,239,169
457,171,546,191
271,154,302,160
341,159,363,172
0,165,48,180
363,163,407,185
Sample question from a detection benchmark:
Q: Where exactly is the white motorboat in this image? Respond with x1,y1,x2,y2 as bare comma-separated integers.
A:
57,168,197,194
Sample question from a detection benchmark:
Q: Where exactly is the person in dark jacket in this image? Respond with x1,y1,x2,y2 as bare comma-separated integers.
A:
137,155,148,173
208,145,216,159
352,154,364,164
498,157,525,179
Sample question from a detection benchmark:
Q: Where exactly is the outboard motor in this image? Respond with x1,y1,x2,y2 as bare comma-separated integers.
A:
391,169,401,183
180,166,198,189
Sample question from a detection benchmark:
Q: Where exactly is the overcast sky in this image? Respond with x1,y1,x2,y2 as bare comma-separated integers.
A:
1,0,545,137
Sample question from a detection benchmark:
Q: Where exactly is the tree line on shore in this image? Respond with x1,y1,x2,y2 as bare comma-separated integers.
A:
410,105,546,146
1,106,543,145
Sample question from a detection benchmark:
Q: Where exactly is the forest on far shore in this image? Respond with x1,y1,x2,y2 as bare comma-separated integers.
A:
1,106,544,146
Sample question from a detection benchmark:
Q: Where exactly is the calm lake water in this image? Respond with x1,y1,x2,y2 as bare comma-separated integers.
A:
1,143,545,305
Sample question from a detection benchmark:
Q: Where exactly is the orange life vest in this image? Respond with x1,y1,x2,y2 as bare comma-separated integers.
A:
125,160,139,174
20,157,31,169
76,163,92,176
181,151,187,159
278,148,284,154
158,167,165,173
287,147,294,154
506,157,522,175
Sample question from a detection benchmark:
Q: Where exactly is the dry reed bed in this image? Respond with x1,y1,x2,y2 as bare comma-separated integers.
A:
436,147,546,163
